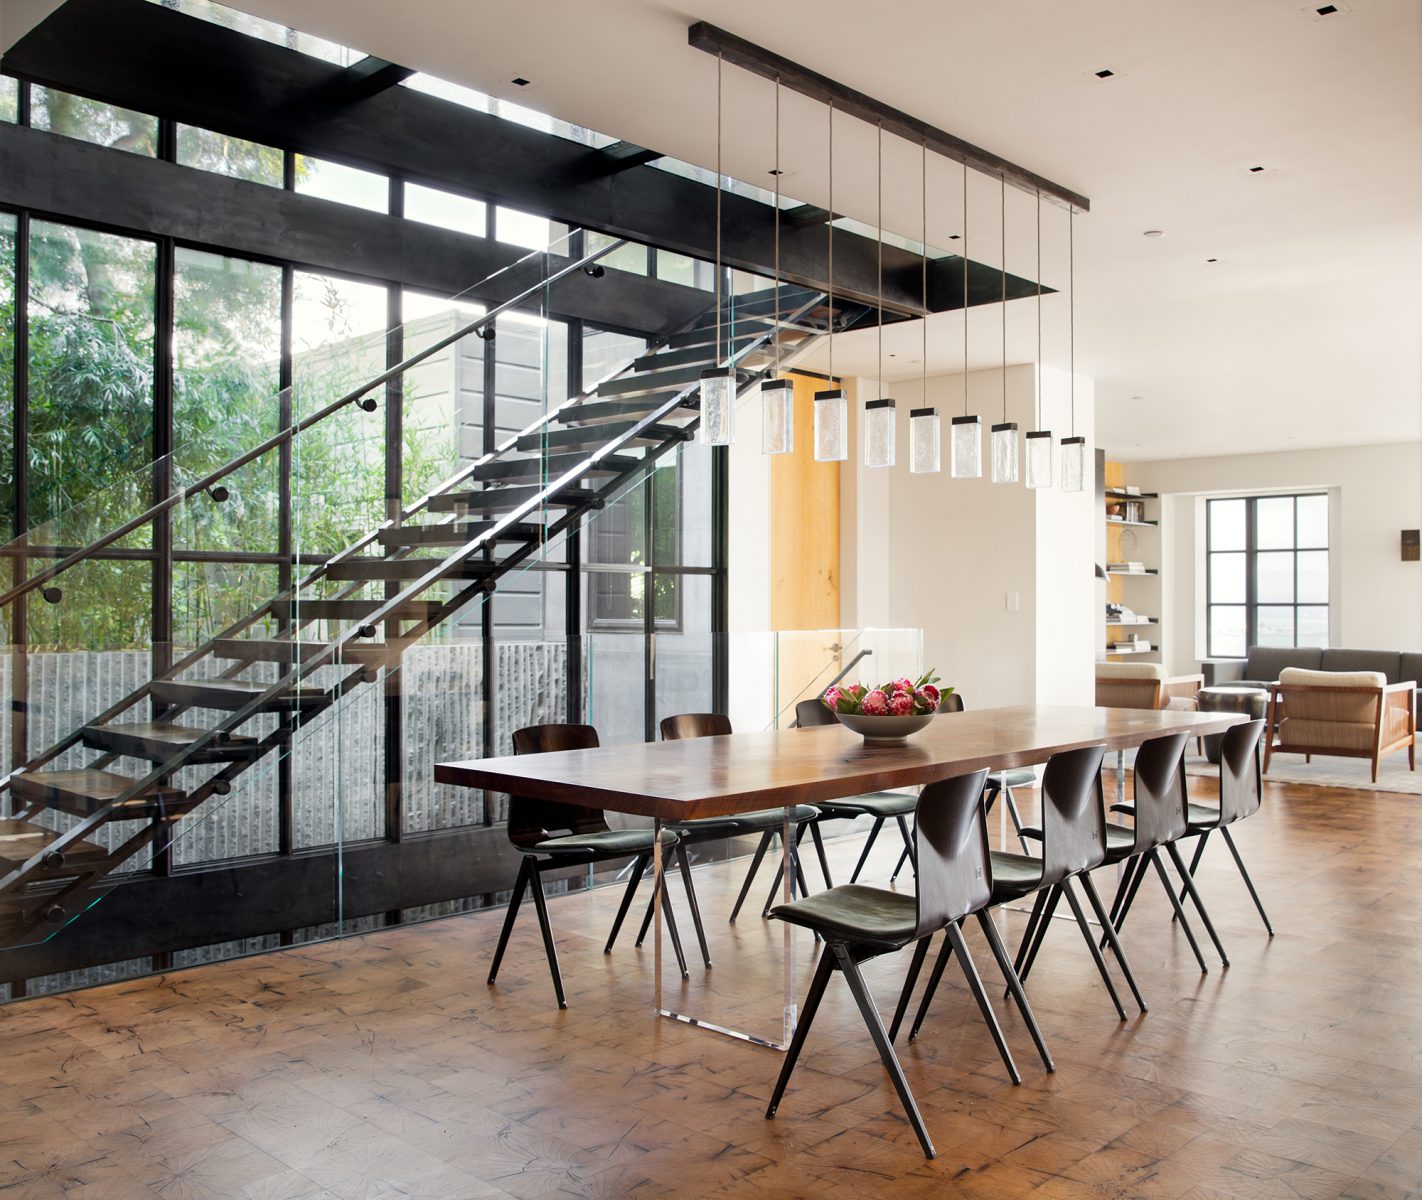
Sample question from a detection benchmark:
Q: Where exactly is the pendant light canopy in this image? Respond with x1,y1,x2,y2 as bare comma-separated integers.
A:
1025,189,1053,489
909,142,940,474
951,160,982,478
1060,207,1086,491
762,74,794,457
814,99,848,462
991,174,1018,484
700,50,735,447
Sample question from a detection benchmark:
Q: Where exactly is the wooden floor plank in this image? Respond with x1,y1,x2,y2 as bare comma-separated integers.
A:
4,775,1422,1198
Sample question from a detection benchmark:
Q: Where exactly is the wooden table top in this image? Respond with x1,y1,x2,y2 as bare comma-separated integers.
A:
435,705,1244,821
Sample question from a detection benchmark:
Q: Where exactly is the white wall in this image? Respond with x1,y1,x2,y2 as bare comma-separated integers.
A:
1130,441,1422,673
843,365,1097,709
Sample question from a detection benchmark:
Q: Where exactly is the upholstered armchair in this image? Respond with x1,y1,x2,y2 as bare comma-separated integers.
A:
1095,662,1205,712
1265,668,1417,782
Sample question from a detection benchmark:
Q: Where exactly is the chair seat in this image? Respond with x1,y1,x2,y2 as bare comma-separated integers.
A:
988,850,1045,901
1185,802,1226,831
816,791,916,819
984,768,1038,789
672,804,819,837
769,883,916,947
532,828,679,857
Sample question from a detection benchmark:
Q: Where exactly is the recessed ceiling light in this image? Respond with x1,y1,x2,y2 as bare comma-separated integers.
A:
1143,230,1165,239
948,234,960,240
1306,1,1349,18
767,168,784,176
1094,68,1115,79
510,76,531,87
1131,396,1144,402
1248,165,1266,173
1206,257,1219,263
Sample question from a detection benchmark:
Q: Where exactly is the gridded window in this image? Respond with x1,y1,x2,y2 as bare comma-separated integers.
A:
1207,493,1328,658
0,76,17,123
29,87,157,155
294,155,388,213
176,125,283,187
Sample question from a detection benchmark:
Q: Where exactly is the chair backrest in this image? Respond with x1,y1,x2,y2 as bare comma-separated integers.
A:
1095,662,1165,710
912,768,992,938
1036,744,1108,887
938,691,965,714
1276,668,1384,727
1218,718,1266,825
660,712,732,740
507,723,608,849
1129,733,1189,852
795,697,838,728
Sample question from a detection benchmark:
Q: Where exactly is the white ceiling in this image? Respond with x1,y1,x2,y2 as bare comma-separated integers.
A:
228,0,1422,460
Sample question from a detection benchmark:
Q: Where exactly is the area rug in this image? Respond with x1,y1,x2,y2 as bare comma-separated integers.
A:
1184,752,1421,795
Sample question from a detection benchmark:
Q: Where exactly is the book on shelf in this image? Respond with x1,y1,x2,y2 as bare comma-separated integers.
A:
1107,561,1146,573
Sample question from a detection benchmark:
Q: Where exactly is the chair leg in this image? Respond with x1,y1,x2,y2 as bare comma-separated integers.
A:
676,842,713,968
1015,885,1062,986
1079,870,1147,1014
834,944,936,1159
729,830,773,924
658,867,690,979
634,861,659,947
1060,878,1127,1021
888,845,912,883
766,943,836,1121
1166,841,1230,966
1170,831,1210,925
894,815,916,875
944,921,1020,1085
908,930,956,1042
977,910,1054,1073
527,863,567,1009
849,818,885,884
762,829,811,917
1002,784,1031,852
1220,826,1274,936
888,934,932,1042
488,856,532,987
605,852,650,954
1107,853,1151,943
1102,853,1147,948
807,819,834,888
1148,849,1209,973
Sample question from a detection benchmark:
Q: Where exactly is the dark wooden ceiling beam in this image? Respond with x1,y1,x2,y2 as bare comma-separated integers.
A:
342,56,416,101
687,20,1090,214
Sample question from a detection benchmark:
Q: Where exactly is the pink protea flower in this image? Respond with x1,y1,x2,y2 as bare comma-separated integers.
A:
891,676,914,694
887,690,914,716
860,688,890,716
822,686,844,711
917,684,941,710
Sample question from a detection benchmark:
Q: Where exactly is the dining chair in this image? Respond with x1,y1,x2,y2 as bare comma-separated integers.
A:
614,713,821,961
902,743,1136,1034
766,768,1052,1159
487,723,697,1008
1115,718,1272,943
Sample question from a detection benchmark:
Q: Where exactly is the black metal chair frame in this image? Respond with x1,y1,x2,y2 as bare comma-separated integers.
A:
766,769,1054,1159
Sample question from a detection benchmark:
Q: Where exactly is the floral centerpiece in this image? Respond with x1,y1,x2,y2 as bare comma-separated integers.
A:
822,670,951,742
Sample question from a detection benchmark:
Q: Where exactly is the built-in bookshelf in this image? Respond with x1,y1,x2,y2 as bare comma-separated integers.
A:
1102,466,1162,663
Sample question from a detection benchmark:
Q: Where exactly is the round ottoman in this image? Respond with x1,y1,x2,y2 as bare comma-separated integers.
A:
1197,685,1269,764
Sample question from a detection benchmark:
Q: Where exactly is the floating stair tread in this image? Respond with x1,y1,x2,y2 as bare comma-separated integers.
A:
0,817,111,874
597,364,711,396
327,555,504,578
471,452,641,482
376,523,541,548
557,398,692,425
81,721,257,763
10,770,190,823
515,422,690,452
213,638,403,666
426,484,592,513
269,598,447,622
150,677,329,712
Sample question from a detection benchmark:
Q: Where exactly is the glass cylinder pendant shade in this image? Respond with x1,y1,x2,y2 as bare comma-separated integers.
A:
864,399,896,469
1025,430,1054,489
698,367,735,446
761,378,794,455
813,388,848,462
909,407,941,474
991,422,1019,484
1059,436,1087,493
950,415,982,478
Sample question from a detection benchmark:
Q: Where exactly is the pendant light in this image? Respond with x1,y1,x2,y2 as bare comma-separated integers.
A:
950,160,982,478
1025,189,1053,489
1060,206,1086,491
814,98,847,462
990,173,1018,484
761,73,793,455
699,50,735,446
865,123,896,469
909,141,940,474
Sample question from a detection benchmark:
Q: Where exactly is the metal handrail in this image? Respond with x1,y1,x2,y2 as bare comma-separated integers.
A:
0,234,629,610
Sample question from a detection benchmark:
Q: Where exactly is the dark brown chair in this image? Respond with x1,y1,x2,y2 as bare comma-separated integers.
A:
903,744,1133,1034
487,723,696,1008
766,769,1050,1159
616,714,820,962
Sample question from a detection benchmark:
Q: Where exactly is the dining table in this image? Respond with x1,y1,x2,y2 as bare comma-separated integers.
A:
436,703,1244,1050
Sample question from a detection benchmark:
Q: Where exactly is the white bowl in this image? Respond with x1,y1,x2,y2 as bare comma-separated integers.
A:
834,711,934,742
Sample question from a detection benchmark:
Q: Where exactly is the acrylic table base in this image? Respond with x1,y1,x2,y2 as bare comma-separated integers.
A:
652,809,799,1052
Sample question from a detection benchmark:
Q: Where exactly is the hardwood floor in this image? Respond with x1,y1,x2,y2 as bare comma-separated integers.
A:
3,775,1420,1199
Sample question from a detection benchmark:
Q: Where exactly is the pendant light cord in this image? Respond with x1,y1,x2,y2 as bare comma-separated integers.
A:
714,51,723,367
827,98,834,382
1069,207,1076,437
962,161,969,416
1000,174,1007,423
773,74,780,376
877,121,883,394
921,142,927,399
1035,188,1042,430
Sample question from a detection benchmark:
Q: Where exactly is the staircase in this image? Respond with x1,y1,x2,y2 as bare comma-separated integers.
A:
0,269,867,950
